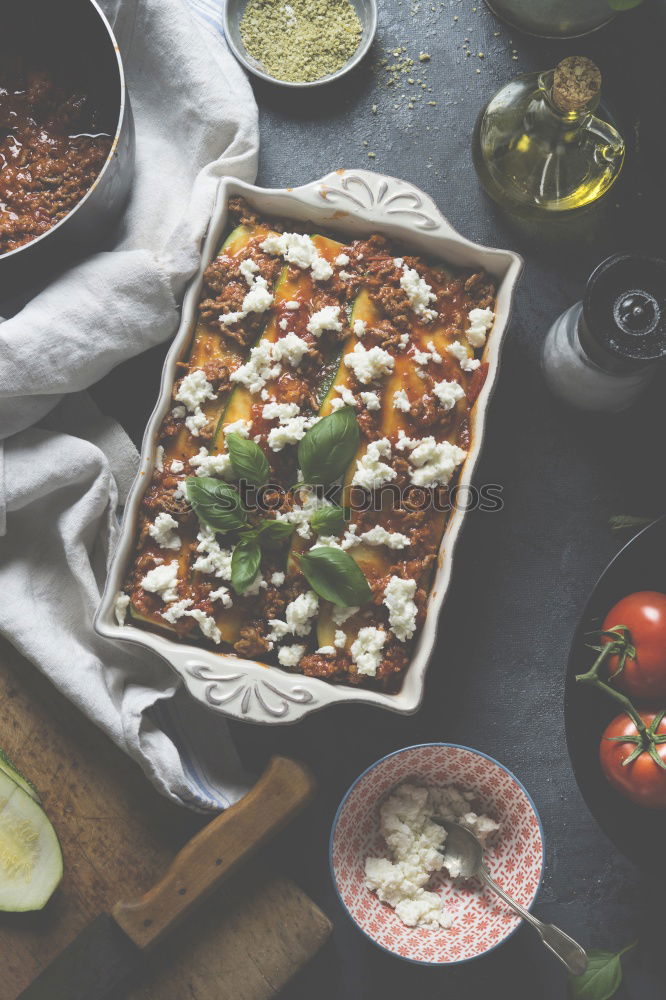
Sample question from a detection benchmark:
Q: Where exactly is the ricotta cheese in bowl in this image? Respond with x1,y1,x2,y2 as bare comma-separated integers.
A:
330,743,544,965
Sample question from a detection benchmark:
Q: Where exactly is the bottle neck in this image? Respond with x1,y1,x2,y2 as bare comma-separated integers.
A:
538,70,598,126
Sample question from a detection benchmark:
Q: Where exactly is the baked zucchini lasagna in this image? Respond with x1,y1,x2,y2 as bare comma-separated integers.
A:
116,199,496,690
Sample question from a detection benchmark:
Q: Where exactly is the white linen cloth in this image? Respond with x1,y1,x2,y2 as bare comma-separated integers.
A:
0,0,258,809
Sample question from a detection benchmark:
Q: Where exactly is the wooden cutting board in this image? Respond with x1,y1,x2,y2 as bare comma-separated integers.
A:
0,638,331,999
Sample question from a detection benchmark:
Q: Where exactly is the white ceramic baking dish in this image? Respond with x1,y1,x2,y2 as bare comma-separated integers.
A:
95,169,522,725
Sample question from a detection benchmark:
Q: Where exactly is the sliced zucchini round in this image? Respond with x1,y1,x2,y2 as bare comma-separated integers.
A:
0,771,63,911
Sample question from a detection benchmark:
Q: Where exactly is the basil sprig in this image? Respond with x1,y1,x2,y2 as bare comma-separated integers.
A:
300,546,371,607
298,407,359,487
568,942,636,1000
186,477,247,532
310,505,346,536
231,537,262,596
225,432,269,486
256,520,295,545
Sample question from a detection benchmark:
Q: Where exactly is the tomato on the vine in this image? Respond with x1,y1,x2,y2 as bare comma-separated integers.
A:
599,711,666,809
602,591,666,701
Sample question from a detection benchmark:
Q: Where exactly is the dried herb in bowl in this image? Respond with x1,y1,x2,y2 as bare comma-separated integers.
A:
240,0,362,84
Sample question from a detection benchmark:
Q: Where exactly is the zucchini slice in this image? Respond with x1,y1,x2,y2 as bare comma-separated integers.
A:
0,770,63,912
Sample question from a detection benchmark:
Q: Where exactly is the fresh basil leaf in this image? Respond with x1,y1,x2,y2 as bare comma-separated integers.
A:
186,477,246,533
298,407,359,487
257,520,295,545
569,943,636,1000
607,0,643,10
231,537,262,595
310,505,346,536
300,546,371,607
226,432,269,487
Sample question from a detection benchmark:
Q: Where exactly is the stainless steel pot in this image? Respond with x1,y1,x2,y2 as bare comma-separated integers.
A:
0,0,135,294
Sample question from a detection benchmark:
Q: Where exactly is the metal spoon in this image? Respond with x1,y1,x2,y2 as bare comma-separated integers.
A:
437,820,588,975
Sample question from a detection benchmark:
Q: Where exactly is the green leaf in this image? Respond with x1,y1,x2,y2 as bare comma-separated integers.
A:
256,520,295,545
298,407,359,487
568,943,637,1000
607,0,643,10
311,505,346,536
225,432,270,487
300,546,371,607
231,537,262,595
186,477,247,533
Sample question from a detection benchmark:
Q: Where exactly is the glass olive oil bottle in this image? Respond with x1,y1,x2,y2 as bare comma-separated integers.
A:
472,57,624,219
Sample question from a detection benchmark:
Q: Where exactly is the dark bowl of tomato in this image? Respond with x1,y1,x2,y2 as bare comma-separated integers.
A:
0,0,134,294
565,515,666,869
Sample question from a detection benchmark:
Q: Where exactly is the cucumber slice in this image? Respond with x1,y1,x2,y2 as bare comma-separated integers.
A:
0,771,63,911
0,748,40,804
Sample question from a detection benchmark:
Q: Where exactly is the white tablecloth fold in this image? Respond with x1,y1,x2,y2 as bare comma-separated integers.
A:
0,0,258,809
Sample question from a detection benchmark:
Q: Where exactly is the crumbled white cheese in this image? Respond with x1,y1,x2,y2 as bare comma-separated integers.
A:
192,526,233,579
185,408,209,438
414,341,443,367
220,272,274,326
141,561,180,604
155,445,164,472
239,258,259,285
352,319,367,339
396,432,466,488
240,572,267,597
360,391,381,411
285,591,319,636
447,340,481,372
224,418,251,438
278,644,306,667
393,389,411,412
149,512,181,551
275,488,332,540
264,402,318,451
209,586,233,608
189,447,231,478
352,438,396,490
171,459,184,473
334,384,358,408
161,598,193,624
285,300,300,311
184,608,222,644
400,265,437,323
351,626,386,676
171,405,186,420
333,629,347,649
230,339,282,394
260,233,332,281
432,379,465,411
384,576,418,641
272,331,309,367
114,592,130,626
393,257,404,267
279,318,288,331
307,305,342,338
344,342,395,384
465,307,494,348
270,571,285,587
316,645,337,656
355,525,409,549
364,783,500,928
398,332,410,350
262,401,300,422
332,605,359,625
176,370,216,412
335,253,350,266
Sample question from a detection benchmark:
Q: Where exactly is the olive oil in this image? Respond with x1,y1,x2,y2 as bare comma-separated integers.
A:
472,57,624,219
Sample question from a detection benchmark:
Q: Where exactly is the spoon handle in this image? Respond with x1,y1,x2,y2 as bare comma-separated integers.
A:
478,865,588,975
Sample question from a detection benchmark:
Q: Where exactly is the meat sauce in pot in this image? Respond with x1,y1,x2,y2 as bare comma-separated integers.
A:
0,54,112,255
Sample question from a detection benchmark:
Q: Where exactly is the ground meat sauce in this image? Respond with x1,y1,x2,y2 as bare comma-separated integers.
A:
0,57,112,255
122,198,496,691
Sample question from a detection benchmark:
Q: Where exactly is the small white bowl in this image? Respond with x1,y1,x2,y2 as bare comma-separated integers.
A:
223,0,377,88
329,743,545,965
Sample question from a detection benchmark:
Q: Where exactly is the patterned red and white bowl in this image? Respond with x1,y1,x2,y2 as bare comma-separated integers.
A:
329,743,544,965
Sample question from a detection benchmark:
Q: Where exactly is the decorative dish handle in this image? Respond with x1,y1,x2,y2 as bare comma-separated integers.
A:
155,642,320,724
312,169,461,237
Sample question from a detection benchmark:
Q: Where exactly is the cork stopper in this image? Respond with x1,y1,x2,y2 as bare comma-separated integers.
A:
552,57,601,113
